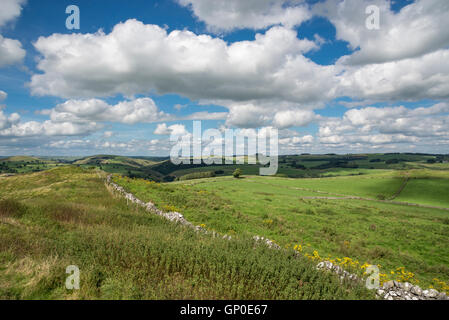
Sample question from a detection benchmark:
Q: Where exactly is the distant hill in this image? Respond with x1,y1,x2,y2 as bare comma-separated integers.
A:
73,155,157,167
1,156,43,162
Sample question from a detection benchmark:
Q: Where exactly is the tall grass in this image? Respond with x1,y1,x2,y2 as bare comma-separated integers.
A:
0,166,373,299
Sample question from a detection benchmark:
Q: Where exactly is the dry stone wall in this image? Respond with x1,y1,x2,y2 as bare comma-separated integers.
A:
316,261,448,300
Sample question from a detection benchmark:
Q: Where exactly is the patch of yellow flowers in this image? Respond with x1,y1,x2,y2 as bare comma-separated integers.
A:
290,243,449,294
432,278,449,293
162,204,181,212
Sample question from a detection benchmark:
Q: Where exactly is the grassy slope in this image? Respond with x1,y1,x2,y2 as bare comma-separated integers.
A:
2,156,43,162
115,170,449,290
0,166,373,300
395,170,449,207
73,155,156,167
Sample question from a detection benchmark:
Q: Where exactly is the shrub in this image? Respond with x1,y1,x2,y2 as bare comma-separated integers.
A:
233,168,242,178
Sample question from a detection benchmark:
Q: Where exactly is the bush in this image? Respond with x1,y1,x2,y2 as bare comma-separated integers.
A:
233,168,242,178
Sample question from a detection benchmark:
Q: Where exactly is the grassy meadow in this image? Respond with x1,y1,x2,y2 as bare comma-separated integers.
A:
114,168,449,292
0,166,373,299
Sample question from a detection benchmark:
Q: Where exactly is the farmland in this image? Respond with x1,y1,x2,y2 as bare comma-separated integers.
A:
114,167,449,291
1,153,449,299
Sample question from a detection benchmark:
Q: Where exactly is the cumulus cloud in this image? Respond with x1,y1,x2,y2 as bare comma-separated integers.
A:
273,109,317,129
178,0,311,32
317,102,449,150
29,18,449,129
279,134,314,145
154,123,188,136
30,20,333,106
0,90,7,101
315,0,449,65
0,108,20,130
0,0,25,27
0,99,100,138
0,34,26,67
0,0,26,68
224,102,320,129
40,97,228,125
0,118,99,138
339,49,449,101
46,98,169,125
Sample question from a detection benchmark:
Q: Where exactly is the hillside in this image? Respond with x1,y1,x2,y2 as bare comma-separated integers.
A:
2,153,447,181
73,155,157,167
0,166,373,299
1,156,43,162
114,168,449,292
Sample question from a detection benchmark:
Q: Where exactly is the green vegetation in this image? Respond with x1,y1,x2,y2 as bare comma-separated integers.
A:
177,171,216,181
0,166,373,299
114,168,449,291
2,152,449,299
0,156,67,174
1,153,447,182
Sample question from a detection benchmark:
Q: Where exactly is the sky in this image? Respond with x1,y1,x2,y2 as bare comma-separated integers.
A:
0,0,448,156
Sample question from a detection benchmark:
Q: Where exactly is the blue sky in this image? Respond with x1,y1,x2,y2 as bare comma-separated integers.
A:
0,0,448,156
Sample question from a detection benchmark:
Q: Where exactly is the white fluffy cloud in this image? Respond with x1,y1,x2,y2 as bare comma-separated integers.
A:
29,17,449,130
0,0,25,27
46,98,169,125
30,20,332,105
41,97,228,125
0,97,100,138
315,0,449,65
0,118,99,137
0,108,20,130
154,123,188,136
279,134,314,145
223,102,319,129
0,0,26,68
339,49,449,101
0,34,25,67
273,109,317,129
178,0,311,32
317,102,449,150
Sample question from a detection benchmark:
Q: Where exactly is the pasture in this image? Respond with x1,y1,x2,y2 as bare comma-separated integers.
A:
115,169,449,291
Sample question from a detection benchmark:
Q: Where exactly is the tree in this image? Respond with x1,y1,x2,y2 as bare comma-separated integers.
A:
233,168,242,178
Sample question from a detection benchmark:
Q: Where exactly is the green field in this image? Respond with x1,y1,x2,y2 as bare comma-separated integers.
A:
2,153,449,299
0,166,373,300
0,156,67,174
114,169,449,292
